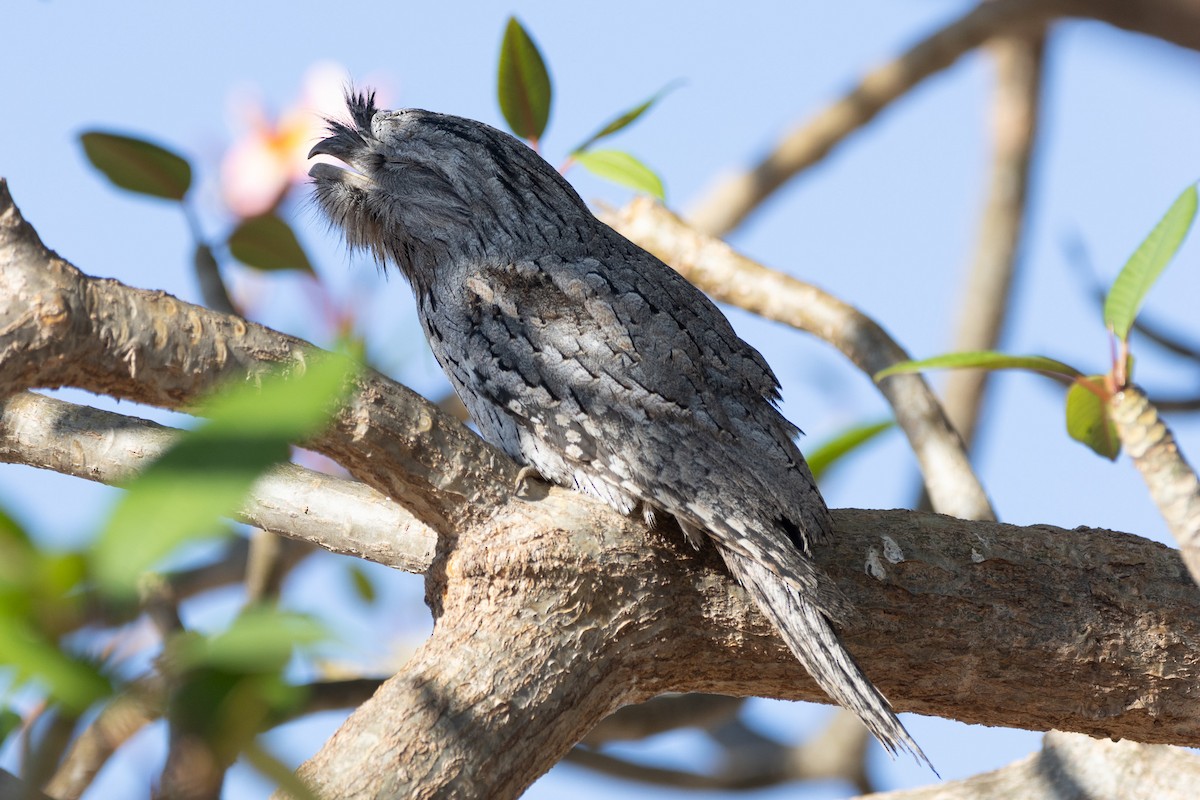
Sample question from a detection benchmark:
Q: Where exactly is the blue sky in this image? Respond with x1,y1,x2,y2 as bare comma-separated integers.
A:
3,2,1200,798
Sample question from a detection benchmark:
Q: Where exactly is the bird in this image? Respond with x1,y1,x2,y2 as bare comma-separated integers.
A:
308,89,927,765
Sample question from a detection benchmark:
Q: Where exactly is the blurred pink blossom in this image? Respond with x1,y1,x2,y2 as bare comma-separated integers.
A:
220,62,353,218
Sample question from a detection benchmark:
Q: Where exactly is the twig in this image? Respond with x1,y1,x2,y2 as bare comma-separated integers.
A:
1110,386,1200,586
685,0,1052,235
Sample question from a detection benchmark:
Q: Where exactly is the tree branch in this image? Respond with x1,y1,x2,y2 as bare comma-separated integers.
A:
0,391,437,574
1111,386,1200,586
685,0,1200,237
862,730,1200,800
570,709,872,792
292,492,1200,798
941,32,1044,448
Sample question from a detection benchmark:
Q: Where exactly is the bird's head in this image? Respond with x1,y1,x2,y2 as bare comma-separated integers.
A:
309,89,593,293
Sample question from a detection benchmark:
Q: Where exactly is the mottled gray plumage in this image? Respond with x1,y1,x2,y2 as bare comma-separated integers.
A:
309,90,926,764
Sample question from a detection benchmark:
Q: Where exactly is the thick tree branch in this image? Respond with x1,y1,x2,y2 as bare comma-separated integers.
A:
0,391,437,573
603,199,994,522
686,0,1200,237
293,491,1200,798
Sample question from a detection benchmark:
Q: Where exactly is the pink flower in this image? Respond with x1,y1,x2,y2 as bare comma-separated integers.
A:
220,62,355,217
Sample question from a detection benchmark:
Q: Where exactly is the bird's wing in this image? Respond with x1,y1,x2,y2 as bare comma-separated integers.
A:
448,253,834,564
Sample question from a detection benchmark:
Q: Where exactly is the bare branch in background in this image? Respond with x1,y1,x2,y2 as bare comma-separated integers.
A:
861,730,1200,800
941,32,1044,447
686,0,1200,237
571,709,872,792
580,693,743,746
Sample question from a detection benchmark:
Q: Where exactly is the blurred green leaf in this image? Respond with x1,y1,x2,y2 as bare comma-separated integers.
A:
92,355,356,596
80,131,192,201
572,82,681,154
0,508,35,600
574,149,665,200
0,709,21,742
1104,184,1197,343
1066,378,1119,460
0,506,31,549
497,16,552,141
806,420,895,480
171,608,327,674
0,615,111,713
196,354,354,436
1,510,86,635
228,213,314,274
875,351,1083,381
349,565,377,605
167,667,305,766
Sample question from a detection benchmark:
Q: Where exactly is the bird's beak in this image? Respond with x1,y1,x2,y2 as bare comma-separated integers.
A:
308,139,338,160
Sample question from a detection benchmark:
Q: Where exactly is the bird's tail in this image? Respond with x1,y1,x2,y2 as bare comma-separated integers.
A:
720,546,932,769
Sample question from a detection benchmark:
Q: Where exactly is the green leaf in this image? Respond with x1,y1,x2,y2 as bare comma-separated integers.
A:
0,508,35,596
497,17,552,141
0,709,21,742
806,420,895,481
92,355,356,596
80,131,192,201
171,608,327,674
571,81,681,154
0,614,111,713
1104,184,1198,342
1066,378,1120,460
0,506,31,549
574,149,665,200
349,565,377,605
874,351,1083,381
228,213,314,274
